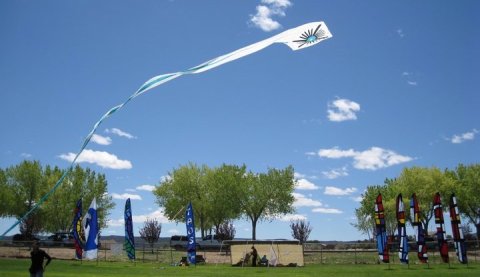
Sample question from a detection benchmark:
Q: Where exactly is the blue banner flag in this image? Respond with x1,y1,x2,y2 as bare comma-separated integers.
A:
124,198,136,260
82,198,99,259
72,199,83,259
185,203,196,265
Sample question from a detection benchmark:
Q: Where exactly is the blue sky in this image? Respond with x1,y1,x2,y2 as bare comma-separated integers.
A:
1,0,479,241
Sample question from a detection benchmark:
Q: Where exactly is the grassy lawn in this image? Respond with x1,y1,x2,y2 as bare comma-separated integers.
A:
1,258,479,277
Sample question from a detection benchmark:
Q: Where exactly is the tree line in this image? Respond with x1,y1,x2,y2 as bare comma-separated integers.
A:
353,164,480,240
0,160,115,239
154,163,296,240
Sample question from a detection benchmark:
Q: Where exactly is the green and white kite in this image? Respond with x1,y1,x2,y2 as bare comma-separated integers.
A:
1,21,332,238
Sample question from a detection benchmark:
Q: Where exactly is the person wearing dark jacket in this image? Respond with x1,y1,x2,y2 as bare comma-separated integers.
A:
30,242,52,277
251,246,258,267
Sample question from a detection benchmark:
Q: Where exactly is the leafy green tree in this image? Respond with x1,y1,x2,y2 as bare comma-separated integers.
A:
1,160,47,238
391,167,456,233
42,165,114,233
353,184,396,239
239,166,296,240
154,163,212,237
0,161,115,236
0,168,12,218
203,164,245,233
447,164,480,240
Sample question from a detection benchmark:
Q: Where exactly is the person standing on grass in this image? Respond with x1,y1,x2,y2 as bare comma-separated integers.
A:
251,246,258,267
29,242,52,277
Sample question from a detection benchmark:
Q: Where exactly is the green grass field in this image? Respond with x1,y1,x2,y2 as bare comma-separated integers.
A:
1,259,479,277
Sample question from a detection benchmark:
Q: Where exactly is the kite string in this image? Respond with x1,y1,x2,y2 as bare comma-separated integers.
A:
0,39,274,239
1,22,330,238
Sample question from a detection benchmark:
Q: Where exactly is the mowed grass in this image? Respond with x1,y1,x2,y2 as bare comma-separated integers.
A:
1,258,479,277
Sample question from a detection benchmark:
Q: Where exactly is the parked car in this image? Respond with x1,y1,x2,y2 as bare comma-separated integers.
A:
169,235,189,250
40,232,75,247
12,233,39,246
197,234,225,250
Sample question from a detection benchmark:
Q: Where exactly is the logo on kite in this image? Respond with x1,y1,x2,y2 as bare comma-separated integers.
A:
293,24,329,49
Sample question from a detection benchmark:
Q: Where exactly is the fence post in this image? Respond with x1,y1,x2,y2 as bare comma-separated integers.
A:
142,243,145,263
354,244,357,264
320,243,323,265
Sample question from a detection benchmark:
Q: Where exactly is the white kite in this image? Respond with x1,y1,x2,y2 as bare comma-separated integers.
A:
1,21,332,238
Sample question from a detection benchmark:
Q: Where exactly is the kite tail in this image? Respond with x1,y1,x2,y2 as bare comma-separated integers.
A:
1,21,331,239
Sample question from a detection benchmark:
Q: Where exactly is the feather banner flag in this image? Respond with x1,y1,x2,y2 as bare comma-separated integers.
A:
396,194,409,264
410,193,428,263
72,199,83,260
433,192,449,263
375,194,389,263
185,202,196,265
1,21,332,239
449,193,468,264
82,198,99,260
124,198,136,260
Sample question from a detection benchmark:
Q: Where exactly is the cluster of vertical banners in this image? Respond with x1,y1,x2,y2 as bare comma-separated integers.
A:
409,193,428,263
186,202,197,265
374,194,389,263
124,198,136,261
449,194,468,264
376,192,468,265
396,194,408,264
72,198,136,260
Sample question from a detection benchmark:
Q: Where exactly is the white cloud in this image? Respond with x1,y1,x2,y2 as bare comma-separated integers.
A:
107,218,124,227
21,153,32,158
111,193,142,200
105,128,136,139
91,134,112,145
295,178,319,190
322,167,348,179
312,207,343,214
353,147,412,170
318,147,356,159
133,208,170,224
397,28,405,38
293,192,322,207
324,186,357,196
136,184,156,191
278,214,307,222
107,208,170,229
351,196,363,202
59,149,132,169
167,229,181,234
249,0,292,32
402,71,418,86
450,129,478,144
315,146,412,171
294,172,306,179
327,99,360,122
